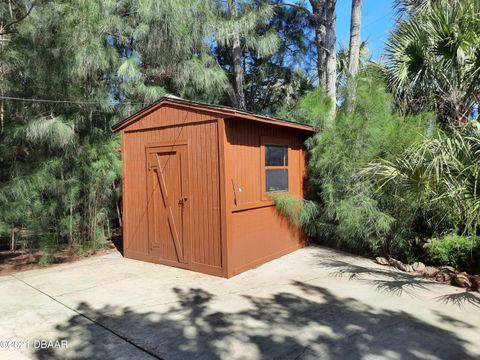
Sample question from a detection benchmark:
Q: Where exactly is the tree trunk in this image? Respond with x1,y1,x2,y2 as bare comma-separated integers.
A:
313,18,326,86
228,0,247,110
10,228,15,251
0,97,4,134
310,1,326,86
113,180,122,228
347,0,362,111
0,23,5,134
310,0,336,116
324,0,336,115
348,0,362,77
225,81,239,108
69,203,73,246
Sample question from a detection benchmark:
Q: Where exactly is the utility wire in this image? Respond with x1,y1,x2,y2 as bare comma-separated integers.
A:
0,95,145,105
362,14,389,30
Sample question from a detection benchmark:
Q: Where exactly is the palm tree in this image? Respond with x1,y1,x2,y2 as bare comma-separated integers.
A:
337,40,369,91
394,0,437,15
386,0,480,124
364,123,480,235
323,0,337,114
348,0,362,77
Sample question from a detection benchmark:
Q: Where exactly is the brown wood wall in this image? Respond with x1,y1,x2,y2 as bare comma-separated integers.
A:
226,120,305,205
121,105,224,274
120,104,310,278
223,119,308,276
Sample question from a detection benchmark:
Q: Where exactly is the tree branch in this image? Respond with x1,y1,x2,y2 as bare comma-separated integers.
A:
2,0,37,35
272,1,316,21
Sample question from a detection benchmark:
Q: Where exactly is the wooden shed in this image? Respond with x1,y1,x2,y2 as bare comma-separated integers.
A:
112,95,315,277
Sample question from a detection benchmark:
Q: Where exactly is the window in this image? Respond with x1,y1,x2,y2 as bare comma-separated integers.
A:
266,169,288,192
265,144,288,192
266,145,288,166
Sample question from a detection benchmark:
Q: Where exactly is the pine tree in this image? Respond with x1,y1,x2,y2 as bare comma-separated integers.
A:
211,0,280,109
0,0,321,255
274,0,337,116
0,0,122,249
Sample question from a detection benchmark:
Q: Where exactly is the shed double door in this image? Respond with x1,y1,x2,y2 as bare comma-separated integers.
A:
146,144,190,267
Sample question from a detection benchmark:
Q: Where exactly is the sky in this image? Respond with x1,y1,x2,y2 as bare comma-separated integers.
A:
335,0,396,60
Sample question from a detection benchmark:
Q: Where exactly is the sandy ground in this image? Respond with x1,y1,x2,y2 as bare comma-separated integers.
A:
0,247,116,276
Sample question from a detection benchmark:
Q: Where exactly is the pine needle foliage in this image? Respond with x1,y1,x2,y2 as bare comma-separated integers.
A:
277,87,332,130
0,0,122,247
211,1,279,57
0,0,301,253
26,116,75,150
281,70,432,257
270,193,319,236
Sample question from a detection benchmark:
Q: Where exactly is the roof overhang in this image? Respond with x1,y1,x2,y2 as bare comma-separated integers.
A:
111,96,316,133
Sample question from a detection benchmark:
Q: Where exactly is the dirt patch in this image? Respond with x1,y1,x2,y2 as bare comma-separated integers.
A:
0,246,117,276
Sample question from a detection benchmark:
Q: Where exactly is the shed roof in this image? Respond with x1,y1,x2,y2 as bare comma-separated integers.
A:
111,95,316,133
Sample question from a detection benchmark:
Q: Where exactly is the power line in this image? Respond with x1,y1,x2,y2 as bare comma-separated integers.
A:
362,14,389,30
0,95,145,105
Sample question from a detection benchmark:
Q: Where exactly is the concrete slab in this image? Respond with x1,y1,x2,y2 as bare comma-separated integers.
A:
0,245,479,360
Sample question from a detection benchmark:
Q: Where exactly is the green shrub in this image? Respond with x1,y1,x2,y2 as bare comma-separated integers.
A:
38,253,56,266
38,234,60,266
279,70,431,258
92,238,110,250
426,233,480,269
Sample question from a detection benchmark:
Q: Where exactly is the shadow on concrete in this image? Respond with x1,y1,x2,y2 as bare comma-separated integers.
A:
110,232,123,256
433,311,477,329
318,257,480,307
319,258,438,296
34,281,476,360
435,291,480,308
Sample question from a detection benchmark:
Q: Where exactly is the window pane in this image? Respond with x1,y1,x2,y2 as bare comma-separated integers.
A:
266,145,288,166
266,169,288,192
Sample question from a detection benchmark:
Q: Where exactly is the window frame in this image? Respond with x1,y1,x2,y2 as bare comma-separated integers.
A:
260,136,290,200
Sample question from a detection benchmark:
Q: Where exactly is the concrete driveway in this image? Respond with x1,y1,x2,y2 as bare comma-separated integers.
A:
1,245,479,360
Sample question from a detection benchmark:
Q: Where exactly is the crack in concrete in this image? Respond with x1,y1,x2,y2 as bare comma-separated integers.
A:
9,274,164,360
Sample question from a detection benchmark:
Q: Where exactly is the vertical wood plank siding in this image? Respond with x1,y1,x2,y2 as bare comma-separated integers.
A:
118,100,313,278
122,105,223,273
226,119,304,205
224,118,309,276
